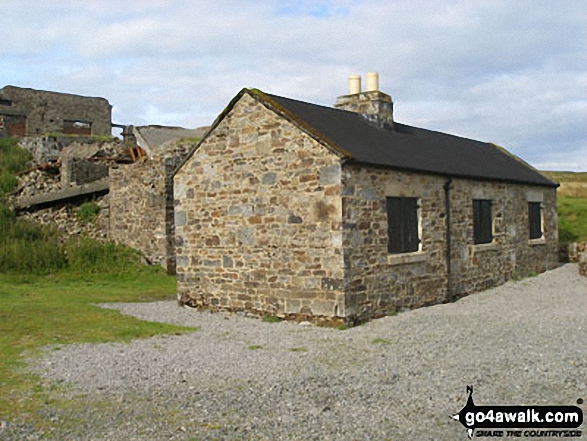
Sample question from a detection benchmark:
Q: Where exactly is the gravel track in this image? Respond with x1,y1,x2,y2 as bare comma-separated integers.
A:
3,264,587,440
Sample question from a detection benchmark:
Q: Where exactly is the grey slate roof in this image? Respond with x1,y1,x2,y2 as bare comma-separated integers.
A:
176,88,557,188
134,125,208,158
266,93,556,187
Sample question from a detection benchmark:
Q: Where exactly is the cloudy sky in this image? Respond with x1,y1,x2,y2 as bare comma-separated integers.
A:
1,0,585,170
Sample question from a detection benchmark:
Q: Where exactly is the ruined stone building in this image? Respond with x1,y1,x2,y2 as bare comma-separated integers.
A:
0,85,111,137
173,73,558,324
109,125,207,270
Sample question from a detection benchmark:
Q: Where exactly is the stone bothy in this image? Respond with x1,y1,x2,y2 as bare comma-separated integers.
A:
0,85,112,137
173,74,558,323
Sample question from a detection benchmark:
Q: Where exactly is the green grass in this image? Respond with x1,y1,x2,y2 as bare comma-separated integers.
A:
371,338,392,345
0,138,198,427
540,171,587,242
0,137,31,175
0,268,195,422
262,315,281,323
77,201,101,223
0,138,31,196
558,196,587,242
248,345,263,350
286,347,307,352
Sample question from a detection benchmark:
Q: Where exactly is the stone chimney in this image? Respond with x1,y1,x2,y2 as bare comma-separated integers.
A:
334,72,393,129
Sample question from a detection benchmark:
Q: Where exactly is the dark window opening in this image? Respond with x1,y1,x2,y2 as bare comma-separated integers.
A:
387,197,420,254
473,199,493,244
528,202,542,239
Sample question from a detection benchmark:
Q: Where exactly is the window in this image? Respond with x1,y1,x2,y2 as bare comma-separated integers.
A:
473,199,493,244
63,119,92,135
386,197,420,254
528,202,542,239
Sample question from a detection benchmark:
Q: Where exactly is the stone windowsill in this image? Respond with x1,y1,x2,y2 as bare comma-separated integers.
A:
388,251,426,265
528,237,546,246
470,242,498,252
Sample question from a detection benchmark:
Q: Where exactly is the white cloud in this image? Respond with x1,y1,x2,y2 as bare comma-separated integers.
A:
0,0,585,169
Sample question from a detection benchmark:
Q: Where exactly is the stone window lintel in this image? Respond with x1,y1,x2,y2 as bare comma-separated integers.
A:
469,241,499,253
388,250,427,265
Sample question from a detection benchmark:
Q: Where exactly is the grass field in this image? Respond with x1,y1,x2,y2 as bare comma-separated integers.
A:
0,267,196,424
541,171,587,242
557,196,587,242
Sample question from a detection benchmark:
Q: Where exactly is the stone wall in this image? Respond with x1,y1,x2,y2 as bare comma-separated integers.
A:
108,134,194,272
174,93,345,318
19,135,118,164
0,86,111,136
559,242,586,263
0,113,27,137
62,159,109,186
341,167,449,320
341,164,559,321
109,157,175,269
579,252,587,276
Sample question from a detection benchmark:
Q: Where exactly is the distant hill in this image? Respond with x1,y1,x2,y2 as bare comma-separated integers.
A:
541,171,587,198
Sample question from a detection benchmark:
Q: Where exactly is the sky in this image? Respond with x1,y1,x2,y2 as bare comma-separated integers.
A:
1,0,585,171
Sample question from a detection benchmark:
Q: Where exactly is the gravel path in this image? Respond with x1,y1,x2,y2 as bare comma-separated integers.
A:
4,264,587,440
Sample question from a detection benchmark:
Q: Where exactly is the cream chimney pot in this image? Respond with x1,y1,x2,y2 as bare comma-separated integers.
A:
365,72,379,92
335,72,393,129
348,75,361,94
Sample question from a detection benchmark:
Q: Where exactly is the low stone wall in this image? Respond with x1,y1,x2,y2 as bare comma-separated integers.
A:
579,252,587,276
559,242,586,263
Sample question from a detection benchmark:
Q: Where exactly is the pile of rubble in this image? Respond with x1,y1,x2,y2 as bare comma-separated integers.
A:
6,138,125,242
15,167,62,199
18,196,109,242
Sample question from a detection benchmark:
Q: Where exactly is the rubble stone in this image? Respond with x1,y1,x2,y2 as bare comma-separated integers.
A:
18,197,109,242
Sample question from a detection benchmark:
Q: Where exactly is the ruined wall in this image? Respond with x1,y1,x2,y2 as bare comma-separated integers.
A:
109,158,174,268
1,86,111,136
62,159,109,186
174,93,345,319
0,113,27,137
342,164,558,321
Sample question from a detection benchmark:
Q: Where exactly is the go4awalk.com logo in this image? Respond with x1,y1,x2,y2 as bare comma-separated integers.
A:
451,386,584,439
